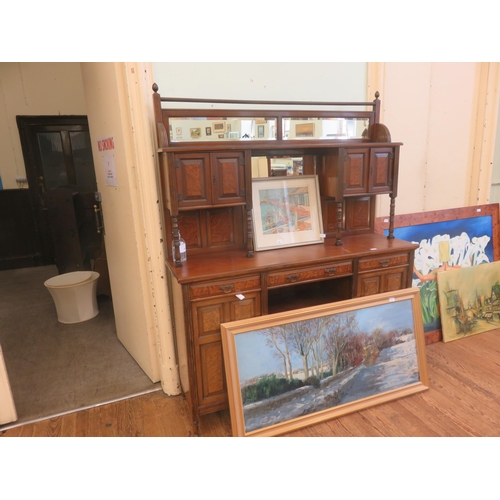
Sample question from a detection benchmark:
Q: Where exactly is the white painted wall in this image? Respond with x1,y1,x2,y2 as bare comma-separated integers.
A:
153,62,368,103
374,62,479,216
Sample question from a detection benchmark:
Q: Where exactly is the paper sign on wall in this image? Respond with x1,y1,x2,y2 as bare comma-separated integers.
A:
103,154,118,187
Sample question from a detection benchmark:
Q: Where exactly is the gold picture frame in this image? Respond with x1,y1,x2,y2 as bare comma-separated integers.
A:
251,175,324,251
212,121,226,134
221,288,429,437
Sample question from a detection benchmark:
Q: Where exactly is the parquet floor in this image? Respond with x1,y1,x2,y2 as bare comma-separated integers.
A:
2,327,500,438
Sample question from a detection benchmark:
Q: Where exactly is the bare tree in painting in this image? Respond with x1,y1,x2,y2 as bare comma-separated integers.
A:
324,312,360,376
264,326,293,380
286,321,317,380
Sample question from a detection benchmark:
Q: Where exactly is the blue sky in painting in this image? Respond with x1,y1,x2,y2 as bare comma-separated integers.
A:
384,216,494,261
234,299,415,382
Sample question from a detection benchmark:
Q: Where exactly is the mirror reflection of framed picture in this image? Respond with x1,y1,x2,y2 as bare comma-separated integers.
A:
257,125,265,138
205,127,211,136
213,121,226,133
295,123,314,137
190,128,201,139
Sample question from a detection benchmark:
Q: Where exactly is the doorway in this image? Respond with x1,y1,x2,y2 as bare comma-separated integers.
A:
16,115,106,276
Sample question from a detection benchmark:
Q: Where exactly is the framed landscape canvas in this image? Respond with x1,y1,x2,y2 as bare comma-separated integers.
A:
221,289,429,437
375,204,499,343
436,260,500,342
251,175,324,251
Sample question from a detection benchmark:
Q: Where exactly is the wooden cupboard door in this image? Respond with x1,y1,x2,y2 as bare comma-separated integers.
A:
211,152,246,205
356,267,408,297
343,148,369,195
369,148,394,193
192,300,227,408
175,153,212,208
228,292,261,322
191,292,260,410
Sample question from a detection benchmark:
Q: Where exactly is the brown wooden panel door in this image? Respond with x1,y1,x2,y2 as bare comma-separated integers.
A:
356,267,408,297
343,148,369,195
369,148,394,193
192,299,226,408
211,152,245,205
191,292,260,409
175,153,212,208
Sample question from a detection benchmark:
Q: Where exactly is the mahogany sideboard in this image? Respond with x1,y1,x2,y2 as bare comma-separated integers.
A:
152,86,418,430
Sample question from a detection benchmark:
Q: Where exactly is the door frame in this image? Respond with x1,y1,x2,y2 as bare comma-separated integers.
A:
16,115,95,266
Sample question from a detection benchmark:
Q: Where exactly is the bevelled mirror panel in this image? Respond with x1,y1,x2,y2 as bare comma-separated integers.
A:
282,117,368,140
169,117,277,142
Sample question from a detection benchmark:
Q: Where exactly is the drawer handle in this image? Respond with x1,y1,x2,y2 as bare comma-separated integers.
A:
379,259,390,268
325,268,337,276
219,284,234,294
286,274,300,283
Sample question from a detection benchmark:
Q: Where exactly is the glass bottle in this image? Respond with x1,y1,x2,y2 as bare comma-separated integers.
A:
172,232,187,262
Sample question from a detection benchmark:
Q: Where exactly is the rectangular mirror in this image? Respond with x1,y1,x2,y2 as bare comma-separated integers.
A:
282,117,368,140
168,117,277,143
251,156,304,178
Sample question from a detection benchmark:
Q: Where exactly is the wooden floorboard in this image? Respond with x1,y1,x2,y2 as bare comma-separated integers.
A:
2,328,500,438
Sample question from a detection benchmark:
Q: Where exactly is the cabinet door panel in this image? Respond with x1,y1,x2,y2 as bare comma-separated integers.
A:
369,148,393,193
228,293,261,321
343,149,369,194
199,341,226,406
175,153,211,208
211,152,245,205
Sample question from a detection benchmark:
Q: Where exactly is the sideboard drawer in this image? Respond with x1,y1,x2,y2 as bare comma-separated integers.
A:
358,252,409,272
190,275,261,299
267,261,353,288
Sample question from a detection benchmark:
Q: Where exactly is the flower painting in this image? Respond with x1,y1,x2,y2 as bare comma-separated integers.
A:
375,205,499,340
221,289,428,437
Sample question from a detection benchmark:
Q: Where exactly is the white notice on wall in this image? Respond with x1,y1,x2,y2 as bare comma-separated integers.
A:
103,154,118,187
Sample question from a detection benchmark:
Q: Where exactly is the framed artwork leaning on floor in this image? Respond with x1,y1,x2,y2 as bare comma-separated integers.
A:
221,288,429,437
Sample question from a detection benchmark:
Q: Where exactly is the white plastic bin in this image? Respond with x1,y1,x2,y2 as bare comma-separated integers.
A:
44,271,100,324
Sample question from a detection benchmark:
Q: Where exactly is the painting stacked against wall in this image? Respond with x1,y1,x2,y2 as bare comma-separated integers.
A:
375,204,500,344
436,261,500,342
221,289,428,437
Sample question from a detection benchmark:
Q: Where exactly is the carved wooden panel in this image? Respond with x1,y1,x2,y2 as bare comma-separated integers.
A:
211,152,245,205
190,276,261,300
177,211,203,250
345,196,372,232
229,294,261,321
357,274,381,296
194,302,224,339
343,148,368,194
267,262,353,288
358,252,410,272
385,269,406,292
207,208,236,247
199,342,226,404
175,153,211,207
323,198,340,233
369,148,393,193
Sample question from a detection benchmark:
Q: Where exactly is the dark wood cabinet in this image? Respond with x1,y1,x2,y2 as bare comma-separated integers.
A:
174,152,245,209
153,86,417,431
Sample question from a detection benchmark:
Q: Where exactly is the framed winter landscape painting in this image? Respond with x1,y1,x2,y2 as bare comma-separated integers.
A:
251,175,324,251
221,289,429,437
375,204,500,343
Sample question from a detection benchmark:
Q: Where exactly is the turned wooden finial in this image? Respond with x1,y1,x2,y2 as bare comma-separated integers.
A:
374,91,380,99
152,83,159,93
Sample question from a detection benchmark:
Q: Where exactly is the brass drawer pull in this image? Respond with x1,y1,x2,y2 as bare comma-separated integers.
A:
219,284,234,294
286,274,300,283
379,259,390,268
325,268,337,276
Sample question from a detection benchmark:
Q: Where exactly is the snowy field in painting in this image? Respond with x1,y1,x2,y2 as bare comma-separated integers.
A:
242,335,419,433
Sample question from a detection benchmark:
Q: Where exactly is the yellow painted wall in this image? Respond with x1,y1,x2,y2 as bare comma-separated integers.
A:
0,62,86,189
